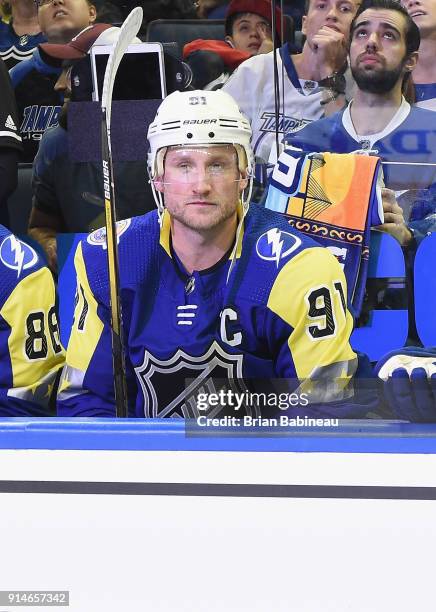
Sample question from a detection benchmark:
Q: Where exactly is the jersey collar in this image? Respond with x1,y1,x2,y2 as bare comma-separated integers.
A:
342,96,411,146
159,203,245,260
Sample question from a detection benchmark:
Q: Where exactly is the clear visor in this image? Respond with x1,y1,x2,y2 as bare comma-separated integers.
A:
153,145,249,195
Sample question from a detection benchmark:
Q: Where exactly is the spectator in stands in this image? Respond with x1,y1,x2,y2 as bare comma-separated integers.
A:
405,0,436,110
9,0,98,162
223,0,360,167
0,0,45,68
285,0,436,246
0,57,22,227
184,0,282,89
27,23,153,272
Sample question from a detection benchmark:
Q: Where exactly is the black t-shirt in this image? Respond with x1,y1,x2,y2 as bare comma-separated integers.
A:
9,49,61,162
0,57,22,152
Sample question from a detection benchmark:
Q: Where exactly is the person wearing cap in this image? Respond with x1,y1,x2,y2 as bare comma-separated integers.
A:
9,0,98,162
223,0,360,169
27,23,152,272
183,0,282,89
57,88,376,419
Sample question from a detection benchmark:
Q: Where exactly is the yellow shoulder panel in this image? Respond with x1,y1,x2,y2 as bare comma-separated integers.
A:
267,246,356,380
1,266,64,388
65,242,104,372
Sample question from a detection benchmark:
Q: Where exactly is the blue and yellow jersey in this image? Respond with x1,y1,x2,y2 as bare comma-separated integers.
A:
57,204,370,418
0,226,64,415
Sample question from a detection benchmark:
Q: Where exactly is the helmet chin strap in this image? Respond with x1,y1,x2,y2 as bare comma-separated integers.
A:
150,179,165,226
226,171,254,285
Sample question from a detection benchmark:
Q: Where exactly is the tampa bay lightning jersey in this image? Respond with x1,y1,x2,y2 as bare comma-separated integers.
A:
0,226,64,415
57,204,377,419
223,45,325,164
9,48,61,162
0,19,45,69
286,101,436,239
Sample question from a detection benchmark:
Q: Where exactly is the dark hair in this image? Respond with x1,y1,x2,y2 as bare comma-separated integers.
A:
225,10,275,36
226,11,249,36
350,0,420,56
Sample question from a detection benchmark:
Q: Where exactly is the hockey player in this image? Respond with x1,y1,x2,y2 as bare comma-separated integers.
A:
0,225,64,414
57,90,375,418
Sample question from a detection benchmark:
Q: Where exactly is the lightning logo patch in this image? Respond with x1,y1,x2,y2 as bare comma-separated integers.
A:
256,228,301,267
0,235,38,277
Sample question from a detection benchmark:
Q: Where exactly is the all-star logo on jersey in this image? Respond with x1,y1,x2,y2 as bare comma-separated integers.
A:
87,219,131,249
256,228,301,267
135,341,258,419
0,235,38,278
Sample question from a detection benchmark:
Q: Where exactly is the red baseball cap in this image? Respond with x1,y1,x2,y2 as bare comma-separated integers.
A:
225,0,283,39
40,23,117,60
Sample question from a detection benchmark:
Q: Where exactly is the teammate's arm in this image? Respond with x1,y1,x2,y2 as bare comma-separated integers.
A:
0,253,64,415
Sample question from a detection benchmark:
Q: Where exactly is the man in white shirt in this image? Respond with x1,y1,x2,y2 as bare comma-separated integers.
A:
223,0,360,165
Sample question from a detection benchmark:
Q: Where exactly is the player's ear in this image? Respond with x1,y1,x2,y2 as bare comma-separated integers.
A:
238,170,248,192
153,176,164,193
225,36,235,48
301,15,307,36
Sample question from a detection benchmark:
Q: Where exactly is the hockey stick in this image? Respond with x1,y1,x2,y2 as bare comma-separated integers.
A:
101,6,143,417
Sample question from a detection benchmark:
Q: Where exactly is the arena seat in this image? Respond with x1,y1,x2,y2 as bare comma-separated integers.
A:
351,231,408,361
7,163,33,235
146,19,226,58
414,232,436,346
145,17,295,59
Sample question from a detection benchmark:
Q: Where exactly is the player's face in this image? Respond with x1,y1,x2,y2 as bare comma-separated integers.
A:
350,8,417,94
302,0,359,43
405,0,436,37
227,13,272,55
156,145,248,233
37,0,96,43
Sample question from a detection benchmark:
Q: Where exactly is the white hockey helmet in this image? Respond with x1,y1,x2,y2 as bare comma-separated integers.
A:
147,89,253,179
